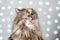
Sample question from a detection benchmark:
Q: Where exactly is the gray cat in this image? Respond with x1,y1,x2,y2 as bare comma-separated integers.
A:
8,8,43,40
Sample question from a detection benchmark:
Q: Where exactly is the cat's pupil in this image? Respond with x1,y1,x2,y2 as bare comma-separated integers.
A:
31,13,33,15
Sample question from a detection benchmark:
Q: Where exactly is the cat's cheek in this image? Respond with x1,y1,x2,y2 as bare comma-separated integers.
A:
15,29,22,35
17,20,24,25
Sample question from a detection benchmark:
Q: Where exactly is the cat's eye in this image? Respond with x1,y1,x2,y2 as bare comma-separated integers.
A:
21,9,26,11
31,13,33,15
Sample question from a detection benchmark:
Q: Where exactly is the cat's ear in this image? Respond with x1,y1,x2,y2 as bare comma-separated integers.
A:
15,8,21,13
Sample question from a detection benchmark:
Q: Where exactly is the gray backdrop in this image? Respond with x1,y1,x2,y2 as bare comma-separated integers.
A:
0,0,60,40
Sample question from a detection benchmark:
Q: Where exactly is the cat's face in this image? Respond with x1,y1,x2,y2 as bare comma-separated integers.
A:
15,8,38,21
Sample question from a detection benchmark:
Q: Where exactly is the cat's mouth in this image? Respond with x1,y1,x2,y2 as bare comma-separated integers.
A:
28,16,33,22
25,16,33,22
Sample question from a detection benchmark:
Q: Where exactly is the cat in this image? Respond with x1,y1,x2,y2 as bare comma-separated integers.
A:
8,8,43,40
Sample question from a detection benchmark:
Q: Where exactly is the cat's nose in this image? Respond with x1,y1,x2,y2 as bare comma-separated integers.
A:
28,15,31,17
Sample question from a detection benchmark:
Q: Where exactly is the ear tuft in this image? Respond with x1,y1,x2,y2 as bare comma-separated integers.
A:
15,8,20,13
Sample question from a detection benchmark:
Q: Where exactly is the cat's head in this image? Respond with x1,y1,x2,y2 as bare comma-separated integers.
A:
15,8,38,21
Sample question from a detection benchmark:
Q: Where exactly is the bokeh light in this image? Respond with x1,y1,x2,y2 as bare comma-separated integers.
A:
0,0,60,40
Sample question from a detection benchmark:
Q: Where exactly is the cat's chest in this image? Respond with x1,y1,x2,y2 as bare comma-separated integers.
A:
25,20,34,29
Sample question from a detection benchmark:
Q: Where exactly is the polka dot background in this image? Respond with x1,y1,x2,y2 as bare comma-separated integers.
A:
0,0,60,40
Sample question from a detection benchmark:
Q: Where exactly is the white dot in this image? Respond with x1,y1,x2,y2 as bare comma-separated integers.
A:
58,13,60,17
47,15,51,19
7,6,11,10
55,38,59,40
18,0,22,4
46,27,50,31
8,24,11,28
29,1,33,5
0,29,2,33
53,30,58,35
10,11,13,15
1,18,5,22
56,7,60,10
10,1,14,4
39,1,43,5
58,1,60,5
7,18,11,22
48,7,52,12
43,12,46,15
0,12,3,16
54,19,58,23
38,8,42,12
0,36,3,40
1,6,5,10
57,25,60,29
7,29,11,33
47,21,51,25
0,0,2,3
45,33,49,37
45,1,49,5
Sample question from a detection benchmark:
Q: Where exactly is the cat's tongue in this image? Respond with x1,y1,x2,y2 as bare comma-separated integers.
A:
28,17,32,22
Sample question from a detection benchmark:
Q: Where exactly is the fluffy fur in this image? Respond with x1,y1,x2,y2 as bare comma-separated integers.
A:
8,8,43,40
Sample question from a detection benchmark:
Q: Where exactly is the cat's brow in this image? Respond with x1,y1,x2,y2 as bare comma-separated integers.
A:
21,9,26,11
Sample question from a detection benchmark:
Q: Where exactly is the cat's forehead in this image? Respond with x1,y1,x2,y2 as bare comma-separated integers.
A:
24,8,33,13
27,9,32,13
15,8,36,15
18,8,32,14
26,8,32,11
